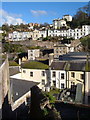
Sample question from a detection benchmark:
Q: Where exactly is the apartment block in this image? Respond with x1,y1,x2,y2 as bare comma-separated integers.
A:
28,49,40,60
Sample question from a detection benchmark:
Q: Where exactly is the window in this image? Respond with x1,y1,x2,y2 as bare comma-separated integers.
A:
42,71,45,76
56,51,58,53
41,34,43,37
53,81,56,87
63,51,66,53
71,72,75,78
71,82,75,85
30,72,33,77
56,47,58,50
61,73,64,79
23,70,26,73
80,74,84,79
42,79,45,85
52,72,56,77
70,33,72,36
61,83,64,89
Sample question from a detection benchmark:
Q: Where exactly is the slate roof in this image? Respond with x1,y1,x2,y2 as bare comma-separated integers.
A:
66,52,90,56
51,61,90,71
10,78,39,102
9,67,20,76
50,61,66,70
59,52,90,61
69,62,86,71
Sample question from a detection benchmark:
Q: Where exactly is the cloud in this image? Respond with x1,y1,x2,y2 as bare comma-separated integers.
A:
0,9,25,26
9,13,22,18
31,10,47,16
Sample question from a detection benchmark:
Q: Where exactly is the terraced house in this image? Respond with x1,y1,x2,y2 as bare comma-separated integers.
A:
8,25,90,41
50,61,66,89
21,61,50,91
50,61,90,104
10,59,90,104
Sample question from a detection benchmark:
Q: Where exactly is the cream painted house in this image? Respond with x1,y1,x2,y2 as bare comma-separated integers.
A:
21,61,49,91
29,29,40,40
66,62,86,90
54,44,68,59
54,44,74,60
65,61,90,103
85,72,90,104
29,29,47,40
67,71,84,90
21,69,49,90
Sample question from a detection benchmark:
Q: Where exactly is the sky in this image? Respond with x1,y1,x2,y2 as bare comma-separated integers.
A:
0,2,89,25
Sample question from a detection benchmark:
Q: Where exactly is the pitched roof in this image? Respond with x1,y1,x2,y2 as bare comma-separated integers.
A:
9,67,20,76
10,78,39,102
66,61,90,71
50,61,66,70
69,62,86,71
59,52,90,61
51,61,90,71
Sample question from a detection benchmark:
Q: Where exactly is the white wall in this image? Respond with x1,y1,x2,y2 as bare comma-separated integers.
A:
85,72,90,104
28,49,40,60
8,31,30,41
63,15,72,22
8,25,90,41
50,70,66,89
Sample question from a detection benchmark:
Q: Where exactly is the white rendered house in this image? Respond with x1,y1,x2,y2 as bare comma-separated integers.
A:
50,61,66,89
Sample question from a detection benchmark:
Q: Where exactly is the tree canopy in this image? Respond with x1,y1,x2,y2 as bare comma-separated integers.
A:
80,35,90,51
69,2,90,28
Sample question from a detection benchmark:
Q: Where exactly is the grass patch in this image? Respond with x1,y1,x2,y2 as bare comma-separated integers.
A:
21,61,49,69
9,61,19,66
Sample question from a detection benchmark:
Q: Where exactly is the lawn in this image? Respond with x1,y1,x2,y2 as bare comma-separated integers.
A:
21,61,49,69
9,61,19,66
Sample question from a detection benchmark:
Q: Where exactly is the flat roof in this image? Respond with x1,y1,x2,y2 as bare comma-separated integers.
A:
21,61,49,69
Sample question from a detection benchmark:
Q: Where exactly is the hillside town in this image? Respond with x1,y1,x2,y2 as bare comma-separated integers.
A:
0,1,90,120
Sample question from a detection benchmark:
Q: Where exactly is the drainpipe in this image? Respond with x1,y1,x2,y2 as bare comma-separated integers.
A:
49,67,51,91
66,70,67,89
68,71,69,88
19,58,21,72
